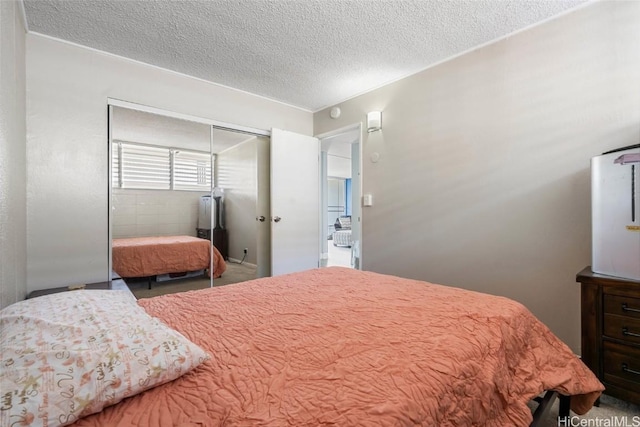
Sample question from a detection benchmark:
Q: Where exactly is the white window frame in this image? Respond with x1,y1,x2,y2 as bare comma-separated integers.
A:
112,141,213,192
172,149,214,191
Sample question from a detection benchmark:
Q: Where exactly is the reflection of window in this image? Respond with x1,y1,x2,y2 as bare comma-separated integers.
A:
120,143,171,189
173,150,212,191
112,141,212,191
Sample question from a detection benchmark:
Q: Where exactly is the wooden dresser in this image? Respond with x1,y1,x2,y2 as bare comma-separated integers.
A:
196,227,229,260
577,266,640,405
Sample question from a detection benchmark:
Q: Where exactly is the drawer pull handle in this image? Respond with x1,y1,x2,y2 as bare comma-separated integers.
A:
622,303,640,314
622,363,640,376
622,327,640,338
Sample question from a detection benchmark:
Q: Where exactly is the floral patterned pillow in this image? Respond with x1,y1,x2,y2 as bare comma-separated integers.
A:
0,290,209,427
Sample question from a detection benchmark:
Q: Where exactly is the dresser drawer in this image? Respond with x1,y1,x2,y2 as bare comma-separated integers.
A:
604,294,640,319
603,341,640,389
604,314,640,344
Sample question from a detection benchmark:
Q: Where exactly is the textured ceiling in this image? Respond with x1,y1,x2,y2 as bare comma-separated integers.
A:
23,0,588,112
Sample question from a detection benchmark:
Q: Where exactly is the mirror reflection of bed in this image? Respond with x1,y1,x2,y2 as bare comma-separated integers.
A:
110,106,260,299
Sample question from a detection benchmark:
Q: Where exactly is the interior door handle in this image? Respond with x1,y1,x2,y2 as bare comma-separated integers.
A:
273,216,282,223
256,216,265,222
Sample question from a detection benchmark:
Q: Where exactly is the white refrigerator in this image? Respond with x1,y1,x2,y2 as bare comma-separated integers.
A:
591,145,640,280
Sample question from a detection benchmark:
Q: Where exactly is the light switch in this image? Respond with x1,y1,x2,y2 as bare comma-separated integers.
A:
363,194,373,207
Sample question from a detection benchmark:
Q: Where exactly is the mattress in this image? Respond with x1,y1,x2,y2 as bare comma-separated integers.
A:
112,235,226,279
71,267,602,426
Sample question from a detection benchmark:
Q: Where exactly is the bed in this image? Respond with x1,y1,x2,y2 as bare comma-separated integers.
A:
1,267,603,427
112,235,226,279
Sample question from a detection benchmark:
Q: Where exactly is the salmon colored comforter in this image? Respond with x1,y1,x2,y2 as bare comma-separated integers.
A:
112,235,226,279
72,267,603,426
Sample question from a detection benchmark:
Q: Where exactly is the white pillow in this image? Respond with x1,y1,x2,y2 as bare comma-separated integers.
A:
0,290,209,427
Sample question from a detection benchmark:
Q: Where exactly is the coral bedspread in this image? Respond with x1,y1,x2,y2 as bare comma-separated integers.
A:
72,267,603,427
112,235,226,279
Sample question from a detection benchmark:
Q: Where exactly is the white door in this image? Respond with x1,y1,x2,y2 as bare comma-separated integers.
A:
270,128,320,276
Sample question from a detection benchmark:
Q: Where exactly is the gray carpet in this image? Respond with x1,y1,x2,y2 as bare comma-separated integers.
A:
127,261,257,299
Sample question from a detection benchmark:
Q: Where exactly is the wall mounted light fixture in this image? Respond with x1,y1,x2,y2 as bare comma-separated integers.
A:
367,111,382,133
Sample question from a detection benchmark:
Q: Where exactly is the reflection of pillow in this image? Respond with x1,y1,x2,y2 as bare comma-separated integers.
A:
0,290,209,427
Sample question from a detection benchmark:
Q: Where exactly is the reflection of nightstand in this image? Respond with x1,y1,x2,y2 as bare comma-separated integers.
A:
27,272,132,299
212,228,228,260
196,228,228,260
196,228,211,240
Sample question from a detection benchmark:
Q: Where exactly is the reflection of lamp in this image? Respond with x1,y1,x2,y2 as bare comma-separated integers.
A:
367,111,382,133
212,187,224,230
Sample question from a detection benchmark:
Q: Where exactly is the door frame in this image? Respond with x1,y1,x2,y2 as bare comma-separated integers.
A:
315,122,363,269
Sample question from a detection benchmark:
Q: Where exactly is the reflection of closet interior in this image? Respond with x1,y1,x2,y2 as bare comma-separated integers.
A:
110,105,267,283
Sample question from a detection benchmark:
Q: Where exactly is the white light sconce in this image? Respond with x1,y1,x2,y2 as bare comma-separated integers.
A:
367,111,382,133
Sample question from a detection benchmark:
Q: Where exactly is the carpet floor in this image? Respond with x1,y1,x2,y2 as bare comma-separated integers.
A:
127,261,257,299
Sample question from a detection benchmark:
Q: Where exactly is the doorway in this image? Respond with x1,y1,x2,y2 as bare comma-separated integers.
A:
318,124,362,269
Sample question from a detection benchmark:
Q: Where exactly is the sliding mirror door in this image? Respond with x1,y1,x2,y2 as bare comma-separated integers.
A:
213,129,266,281
109,106,216,296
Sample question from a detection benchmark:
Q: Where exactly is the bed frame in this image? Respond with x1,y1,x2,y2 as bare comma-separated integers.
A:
530,392,570,426
112,235,226,289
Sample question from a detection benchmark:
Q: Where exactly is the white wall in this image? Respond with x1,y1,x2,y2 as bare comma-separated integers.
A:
26,34,312,292
327,155,351,179
314,0,640,353
0,1,27,308
327,140,352,179
216,138,259,266
112,189,205,238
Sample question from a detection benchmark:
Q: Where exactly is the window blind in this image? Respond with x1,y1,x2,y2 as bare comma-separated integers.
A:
111,142,120,188
111,141,212,191
173,150,212,191
120,143,171,189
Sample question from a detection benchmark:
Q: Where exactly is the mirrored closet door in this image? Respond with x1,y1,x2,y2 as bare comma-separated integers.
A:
109,105,217,295
108,103,266,298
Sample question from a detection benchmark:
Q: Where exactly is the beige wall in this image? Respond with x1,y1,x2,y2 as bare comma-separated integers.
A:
314,1,640,353
0,1,26,308
26,34,312,293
